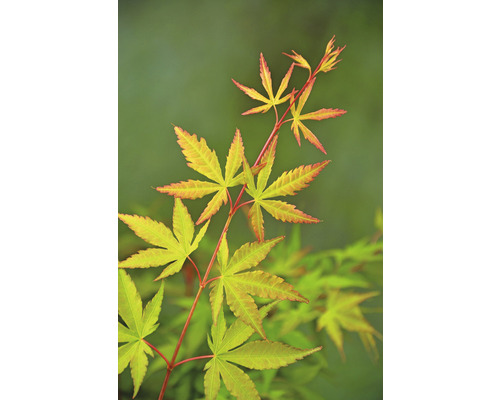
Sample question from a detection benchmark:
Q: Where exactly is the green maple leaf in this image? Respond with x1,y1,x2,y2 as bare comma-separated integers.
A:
317,290,382,360
242,135,330,241
209,235,307,339
156,126,263,224
118,198,209,280
118,270,164,397
204,307,321,400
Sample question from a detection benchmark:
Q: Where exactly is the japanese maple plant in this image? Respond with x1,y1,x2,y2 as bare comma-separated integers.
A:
119,36,348,399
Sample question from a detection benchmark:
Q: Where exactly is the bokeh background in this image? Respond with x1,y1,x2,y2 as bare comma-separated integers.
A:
119,0,382,398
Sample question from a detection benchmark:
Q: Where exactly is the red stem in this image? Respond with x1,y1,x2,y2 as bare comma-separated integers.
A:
226,188,234,211
158,60,321,400
142,339,170,368
187,256,202,287
173,355,214,368
232,199,254,214
204,275,221,286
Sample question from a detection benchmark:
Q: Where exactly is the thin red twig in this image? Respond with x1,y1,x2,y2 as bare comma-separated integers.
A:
187,256,202,287
142,339,170,368
204,275,221,286
173,355,214,368
226,188,234,211
232,200,254,214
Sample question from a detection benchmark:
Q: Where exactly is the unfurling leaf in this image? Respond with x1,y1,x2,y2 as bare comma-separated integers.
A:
118,198,209,281
118,270,164,397
233,53,294,115
283,50,311,74
318,35,346,74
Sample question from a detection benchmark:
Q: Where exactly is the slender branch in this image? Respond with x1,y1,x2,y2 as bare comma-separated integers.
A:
142,339,170,368
201,215,233,284
158,57,326,400
187,256,202,287
158,286,203,399
226,188,234,211
173,355,214,368
157,369,170,400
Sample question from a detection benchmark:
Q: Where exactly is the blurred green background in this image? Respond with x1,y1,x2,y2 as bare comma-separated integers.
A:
119,0,382,398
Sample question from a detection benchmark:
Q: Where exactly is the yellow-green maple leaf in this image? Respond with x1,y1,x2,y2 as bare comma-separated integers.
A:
118,270,164,397
118,198,209,280
242,136,330,241
209,236,306,339
157,126,261,224
204,306,321,400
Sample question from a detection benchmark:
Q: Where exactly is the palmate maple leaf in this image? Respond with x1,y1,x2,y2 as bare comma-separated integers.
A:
317,289,382,360
118,270,164,398
157,126,263,225
209,234,307,339
242,135,330,241
204,307,321,400
232,53,294,115
289,78,347,154
118,198,209,280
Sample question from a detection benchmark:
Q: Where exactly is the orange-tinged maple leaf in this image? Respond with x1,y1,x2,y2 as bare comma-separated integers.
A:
232,53,294,115
173,126,224,185
242,136,327,241
157,127,260,224
260,199,320,224
160,180,221,199
318,35,346,74
289,78,346,154
262,160,331,198
283,50,311,74
248,202,265,242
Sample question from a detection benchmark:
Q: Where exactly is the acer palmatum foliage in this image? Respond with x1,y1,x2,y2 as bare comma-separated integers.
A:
118,36,378,400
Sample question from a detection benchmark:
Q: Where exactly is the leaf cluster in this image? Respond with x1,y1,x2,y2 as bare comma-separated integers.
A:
117,36,382,400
